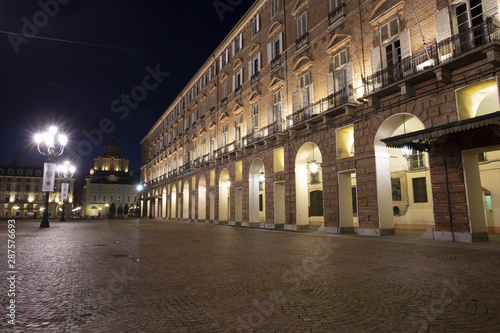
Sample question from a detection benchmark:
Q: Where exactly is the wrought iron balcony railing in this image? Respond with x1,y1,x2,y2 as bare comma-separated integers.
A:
364,19,500,95
286,88,355,127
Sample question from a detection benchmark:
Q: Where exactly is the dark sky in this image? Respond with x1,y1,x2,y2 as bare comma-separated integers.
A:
0,0,253,181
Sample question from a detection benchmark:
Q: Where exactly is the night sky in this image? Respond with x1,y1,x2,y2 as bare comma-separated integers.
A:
0,0,253,183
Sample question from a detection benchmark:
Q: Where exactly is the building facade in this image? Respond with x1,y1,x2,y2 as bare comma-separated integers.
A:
0,150,75,218
140,0,500,241
83,137,139,217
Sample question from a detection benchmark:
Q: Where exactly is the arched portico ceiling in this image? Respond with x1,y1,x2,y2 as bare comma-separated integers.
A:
267,21,282,38
293,55,313,75
327,34,351,55
369,0,405,26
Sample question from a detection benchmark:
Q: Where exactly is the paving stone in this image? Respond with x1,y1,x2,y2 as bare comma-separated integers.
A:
1,219,499,332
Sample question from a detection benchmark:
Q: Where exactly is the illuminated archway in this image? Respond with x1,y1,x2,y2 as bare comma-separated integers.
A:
294,143,323,227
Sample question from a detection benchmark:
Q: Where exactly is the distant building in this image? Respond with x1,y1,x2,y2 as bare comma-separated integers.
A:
0,149,75,218
83,136,139,217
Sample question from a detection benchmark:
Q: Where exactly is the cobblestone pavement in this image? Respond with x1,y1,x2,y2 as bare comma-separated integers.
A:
1,219,500,332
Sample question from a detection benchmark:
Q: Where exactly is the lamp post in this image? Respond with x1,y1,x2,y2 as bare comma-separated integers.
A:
136,184,144,218
56,161,75,222
34,126,67,228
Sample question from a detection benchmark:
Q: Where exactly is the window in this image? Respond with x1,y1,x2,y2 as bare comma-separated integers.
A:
210,132,216,158
235,114,243,148
222,123,228,146
253,104,260,130
200,74,206,89
249,52,261,78
309,190,323,216
103,195,107,202
292,72,313,112
328,49,354,103
117,195,121,202
299,72,310,90
251,13,260,37
211,93,216,109
232,33,243,56
110,195,114,202
268,33,283,64
219,49,229,69
92,195,97,202
201,102,206,116
329,0,345,25
412,177,428,203
202,138,206,157
191,110,198,124
127,196,131,203
410,151,425,169
271,0,279,17
209,62,217,80
273,90,282,130
297,12,307,38
233,67,244,91
222,82,228,99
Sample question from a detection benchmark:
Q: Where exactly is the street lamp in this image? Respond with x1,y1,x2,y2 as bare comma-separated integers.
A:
56,161,75,222
136,184,144,217
105,203,109,217
34,126,67,228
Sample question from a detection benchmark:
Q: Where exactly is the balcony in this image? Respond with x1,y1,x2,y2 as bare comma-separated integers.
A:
215,140,237,159
328,3,345,27
221,98,228,109
364,19,500,105
271,55,281,70
296,33,309,51
286,89,356,130
251,73,260,86
234,86,242,98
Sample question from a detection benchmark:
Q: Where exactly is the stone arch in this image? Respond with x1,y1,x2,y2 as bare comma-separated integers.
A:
295,142,324,227
219,168,231,222
249,158,265,224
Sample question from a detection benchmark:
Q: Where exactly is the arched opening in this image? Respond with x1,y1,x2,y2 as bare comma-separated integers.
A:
374,114,433,234
249,159,265,225
457,79,500,236
162,187,167,219
456,79,500,120
171,185,177,219
183,181,190,220
295,143,324,228
219,168,230,222
198,176,207,221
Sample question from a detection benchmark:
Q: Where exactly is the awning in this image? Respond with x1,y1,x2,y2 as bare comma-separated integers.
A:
381,111,500,151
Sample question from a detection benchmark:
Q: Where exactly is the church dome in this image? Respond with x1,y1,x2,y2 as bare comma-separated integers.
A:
102,136,121,157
